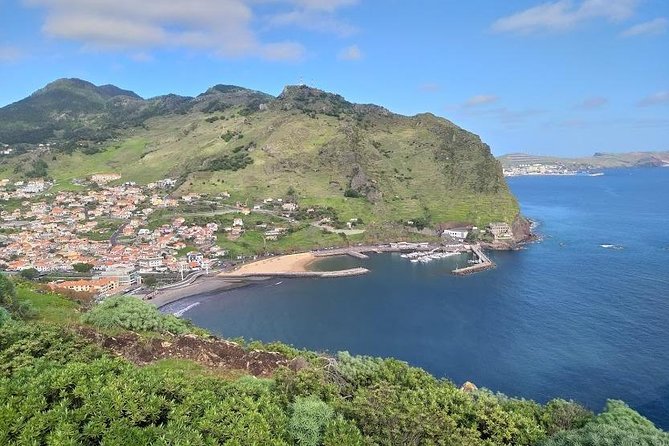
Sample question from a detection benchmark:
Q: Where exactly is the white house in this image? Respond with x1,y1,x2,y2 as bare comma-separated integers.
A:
442,228,469,241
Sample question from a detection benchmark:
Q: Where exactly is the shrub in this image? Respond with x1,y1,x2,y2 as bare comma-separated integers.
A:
0,274,36,319
542,400,668,446
0,307,10,327
541,398,593,436
203,152,253,171
0,274,16,308
82,296,192,334
19,268,39,280
289,396,334,446
322,416,364,446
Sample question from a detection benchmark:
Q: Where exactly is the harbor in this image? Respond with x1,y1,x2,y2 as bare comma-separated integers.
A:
314,243,494,275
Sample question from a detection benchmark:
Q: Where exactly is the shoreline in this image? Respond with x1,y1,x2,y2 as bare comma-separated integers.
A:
149,275,253,309
150,238,534,310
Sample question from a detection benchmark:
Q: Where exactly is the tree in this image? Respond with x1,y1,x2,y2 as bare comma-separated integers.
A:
72,263,94,273
19,268,39,281
286,186,298,202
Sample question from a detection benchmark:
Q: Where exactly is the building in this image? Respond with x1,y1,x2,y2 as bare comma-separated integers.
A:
138,257,164,270
49,278,118,297
90,173,121,184
186,252,204,265
442,228,469,241
281,202,298,212
488,222,513,239
99,266,141,289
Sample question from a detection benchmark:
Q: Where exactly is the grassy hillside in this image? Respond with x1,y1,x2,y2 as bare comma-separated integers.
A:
1,276,667,445
1,80,519,227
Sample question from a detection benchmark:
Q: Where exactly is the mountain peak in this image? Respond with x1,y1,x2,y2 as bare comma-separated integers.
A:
274,85,353,115
35,78,141,100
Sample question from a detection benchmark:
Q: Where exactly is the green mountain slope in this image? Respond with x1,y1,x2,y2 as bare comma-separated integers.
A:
0,80,519,227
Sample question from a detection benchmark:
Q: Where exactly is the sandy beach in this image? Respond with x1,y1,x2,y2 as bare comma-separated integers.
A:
220,252,317,276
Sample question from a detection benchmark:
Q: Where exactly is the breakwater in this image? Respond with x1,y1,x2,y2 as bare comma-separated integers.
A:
452,245,495,275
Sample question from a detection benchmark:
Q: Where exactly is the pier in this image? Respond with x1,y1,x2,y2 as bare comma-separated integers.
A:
451,245,495,275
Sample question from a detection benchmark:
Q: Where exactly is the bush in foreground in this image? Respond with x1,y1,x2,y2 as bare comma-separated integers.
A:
82,296,192,334
1,290,666,446
0,307,10,327
542,400,669,445
289,396,334,446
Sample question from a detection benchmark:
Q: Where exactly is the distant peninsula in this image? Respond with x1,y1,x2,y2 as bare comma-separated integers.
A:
498,151,669,175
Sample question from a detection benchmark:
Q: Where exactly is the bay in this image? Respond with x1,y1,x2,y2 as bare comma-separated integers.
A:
165,168,669,427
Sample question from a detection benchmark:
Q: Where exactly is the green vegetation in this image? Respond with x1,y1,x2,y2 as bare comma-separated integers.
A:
1,79,520,229
26,159,48,178
543,400,669,445
72,262,94,273
19,267,39,280
15,284,80,325
0,281,666,445
289,397,335,446
0,306,9,326
204,152,253,171
81,296,192,334
0,274,36,319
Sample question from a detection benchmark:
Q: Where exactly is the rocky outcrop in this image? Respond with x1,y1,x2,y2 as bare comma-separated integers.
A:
512,214,534,243
76,327,297,377
349,164,382,203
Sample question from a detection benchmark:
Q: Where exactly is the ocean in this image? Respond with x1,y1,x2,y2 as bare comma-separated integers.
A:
164,168,669,427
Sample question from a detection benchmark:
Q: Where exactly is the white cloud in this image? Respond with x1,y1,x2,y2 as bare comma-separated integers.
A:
24,0,354,60
337,44,362,60
267,10,357,36
290,0,358,12
492,0,639,34
576,96,608,109
463,94,499,108
621,17,668,37
0,46,23,63
638,91,669,107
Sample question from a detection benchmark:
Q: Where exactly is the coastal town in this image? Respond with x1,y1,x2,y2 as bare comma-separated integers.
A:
0,172,517,300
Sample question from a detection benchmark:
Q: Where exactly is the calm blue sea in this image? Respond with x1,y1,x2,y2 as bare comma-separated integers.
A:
165,168,669,427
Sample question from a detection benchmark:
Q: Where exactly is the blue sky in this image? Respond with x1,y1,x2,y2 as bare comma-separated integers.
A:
1,0,667,156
